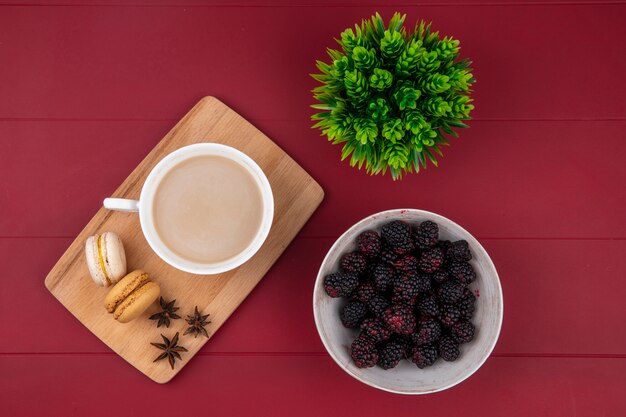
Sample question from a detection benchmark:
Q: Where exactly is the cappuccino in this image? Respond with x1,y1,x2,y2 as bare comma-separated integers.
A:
153,155,264,265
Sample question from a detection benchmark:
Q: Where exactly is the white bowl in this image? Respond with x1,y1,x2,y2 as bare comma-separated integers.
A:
313,209,503,394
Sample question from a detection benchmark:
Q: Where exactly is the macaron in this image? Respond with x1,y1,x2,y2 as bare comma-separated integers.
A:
85,232,127,287
104,270,160,323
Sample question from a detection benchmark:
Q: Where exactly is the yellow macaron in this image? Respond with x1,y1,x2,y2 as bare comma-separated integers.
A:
104,270,160,323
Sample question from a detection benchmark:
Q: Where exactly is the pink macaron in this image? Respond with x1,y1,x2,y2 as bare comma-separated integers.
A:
85,232,127,287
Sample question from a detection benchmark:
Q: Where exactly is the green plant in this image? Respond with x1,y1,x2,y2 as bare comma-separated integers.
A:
311,12,475,180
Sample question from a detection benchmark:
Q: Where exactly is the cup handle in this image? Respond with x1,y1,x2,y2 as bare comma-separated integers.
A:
103,198,140,212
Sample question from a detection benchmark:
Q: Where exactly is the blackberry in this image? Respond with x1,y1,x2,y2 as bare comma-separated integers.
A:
438,240,452,258
360,318,392,342
340,300,368,328
463,287,477,303
377,339,406,370
432,269,448,284
438,280,465,304
440,304,461,327
381,220,411,249
457,289,476,320
451,321,475,343
392,274,430,305
446,240,472,262
363,261,376,279
415,273,432,292
414,221,439,249
457,303,474,321
354,281,376,303
356,230,382,259
416,294,439,317
340,252,368,275
372,263,394,292
393,255,419,274
367,295,390,317
394,336,413,358
438,336,460,361
392,272,421,305
411,344,438,368
323,272,358,298
412,318,442,346
392,239,415,256
383,304,416,335
327,218,481,371
350,335,379,368
419,246,444,273
448,262,476,285
379,243,399,264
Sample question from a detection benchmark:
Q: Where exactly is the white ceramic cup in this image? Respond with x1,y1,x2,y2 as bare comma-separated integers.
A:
103,143,274,275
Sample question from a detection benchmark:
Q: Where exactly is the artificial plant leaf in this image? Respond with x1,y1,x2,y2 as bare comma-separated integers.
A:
310,11,474,180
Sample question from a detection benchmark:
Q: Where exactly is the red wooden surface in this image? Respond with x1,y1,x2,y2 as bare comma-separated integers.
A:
1,2,625,416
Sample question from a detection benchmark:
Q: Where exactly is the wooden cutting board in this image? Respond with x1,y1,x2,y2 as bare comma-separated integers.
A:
44,96,324,383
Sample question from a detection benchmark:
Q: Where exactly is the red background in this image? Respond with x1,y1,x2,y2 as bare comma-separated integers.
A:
1,1,625,416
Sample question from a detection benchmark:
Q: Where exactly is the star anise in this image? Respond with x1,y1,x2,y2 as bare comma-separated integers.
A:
183,306,211,338
151,332,188,370
149,297,181,328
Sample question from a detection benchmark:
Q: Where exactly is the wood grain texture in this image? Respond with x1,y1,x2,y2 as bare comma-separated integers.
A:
2,355,626,417
1,120,625,239
0,6,625,121
43,96,324,383
4,0,619,5
6,238,626,355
